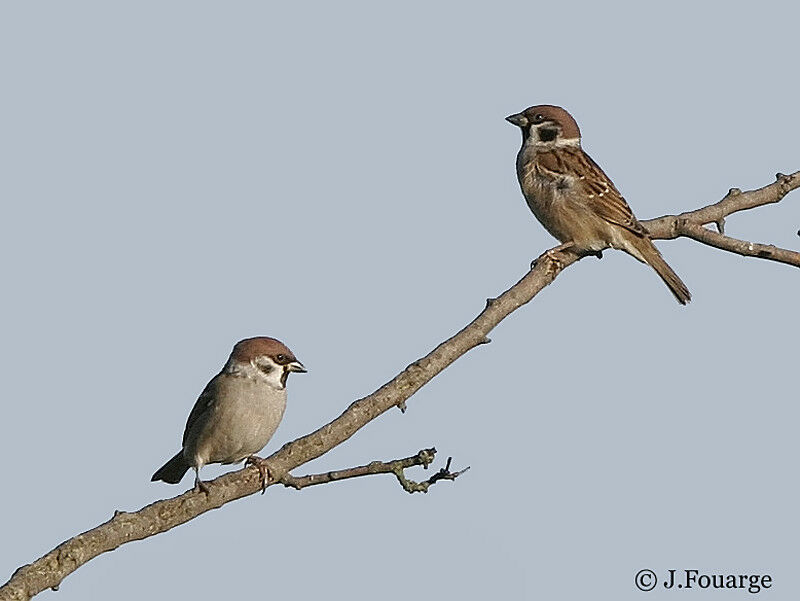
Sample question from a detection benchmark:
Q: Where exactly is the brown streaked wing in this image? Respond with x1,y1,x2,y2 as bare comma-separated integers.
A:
567,148,648,236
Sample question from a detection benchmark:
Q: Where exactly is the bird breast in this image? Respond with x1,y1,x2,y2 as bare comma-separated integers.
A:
191,376,287,466
516,151,576,241
516,149,613,252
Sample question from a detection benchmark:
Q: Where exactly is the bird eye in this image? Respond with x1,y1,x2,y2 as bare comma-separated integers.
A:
276,354,287,363
533,113,546,123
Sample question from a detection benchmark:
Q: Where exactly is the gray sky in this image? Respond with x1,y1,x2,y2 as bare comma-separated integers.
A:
2,2,798,599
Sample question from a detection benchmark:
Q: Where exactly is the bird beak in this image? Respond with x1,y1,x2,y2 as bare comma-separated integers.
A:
288,360,307,374
505,113,528,128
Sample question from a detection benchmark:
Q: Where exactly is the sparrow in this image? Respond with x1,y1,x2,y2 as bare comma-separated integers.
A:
506,104,691,304
151,336,306,491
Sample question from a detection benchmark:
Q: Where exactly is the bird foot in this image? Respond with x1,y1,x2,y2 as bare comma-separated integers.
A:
543,248,564,270
246,456,271,494
531,242,576,271
194,477,210,495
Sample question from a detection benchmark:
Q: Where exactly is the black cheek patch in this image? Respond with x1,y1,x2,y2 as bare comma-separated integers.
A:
538,127,558,142
257,363,273,376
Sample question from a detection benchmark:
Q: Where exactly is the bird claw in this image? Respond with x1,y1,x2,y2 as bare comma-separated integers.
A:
531,242,576,271
246,456,271,494
531,251,562,271
194,477,210,495
544,248,564,269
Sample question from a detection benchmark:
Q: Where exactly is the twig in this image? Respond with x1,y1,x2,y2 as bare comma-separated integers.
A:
674,220,799,267
642,171,800,267
391,456,470,494
278,448,467,492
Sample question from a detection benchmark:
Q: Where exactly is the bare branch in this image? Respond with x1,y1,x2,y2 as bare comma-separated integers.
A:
643,171,799,235
673,221,799,267
395,456,471,493
1,171,797,601
640,170,800,266
278,448,467,492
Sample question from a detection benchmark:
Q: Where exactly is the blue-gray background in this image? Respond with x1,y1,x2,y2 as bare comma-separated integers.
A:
2,2,797,599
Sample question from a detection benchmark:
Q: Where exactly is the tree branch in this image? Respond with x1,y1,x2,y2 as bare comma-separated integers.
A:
671,220,799,267
278,447,468,493
642,171,800,266
2,170,797,601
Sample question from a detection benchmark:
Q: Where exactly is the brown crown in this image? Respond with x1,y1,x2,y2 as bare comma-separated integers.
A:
229,336,299,364
521,105,581,139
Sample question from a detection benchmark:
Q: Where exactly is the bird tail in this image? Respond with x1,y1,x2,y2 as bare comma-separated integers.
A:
629,236,691,305
151,451,190,484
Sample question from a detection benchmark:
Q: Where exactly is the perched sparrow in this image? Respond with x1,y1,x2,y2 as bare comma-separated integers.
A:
506,104,691,304
151,337,306,491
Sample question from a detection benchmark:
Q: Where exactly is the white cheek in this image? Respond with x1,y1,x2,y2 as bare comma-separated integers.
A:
254,359,285,389
266,368,285,389
526,125,543,145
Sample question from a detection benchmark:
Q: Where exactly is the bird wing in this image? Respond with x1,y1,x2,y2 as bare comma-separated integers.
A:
577,152,647,235
182,374,221,446
538,148,648,237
